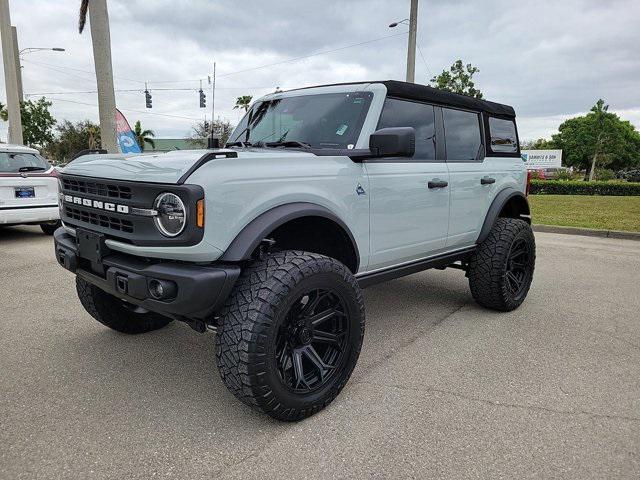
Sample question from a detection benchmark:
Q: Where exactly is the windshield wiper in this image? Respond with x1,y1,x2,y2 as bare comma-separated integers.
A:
18,166,46,172
226,141,253,148
264,140,311,149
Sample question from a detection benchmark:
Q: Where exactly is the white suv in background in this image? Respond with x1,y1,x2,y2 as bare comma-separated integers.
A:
0,144,60,234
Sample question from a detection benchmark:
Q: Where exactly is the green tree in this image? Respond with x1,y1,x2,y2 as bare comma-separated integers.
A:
133,120,155,151
43,120,101,163
234,95,253,112
430,60,483,99
20,98,57,148
520,138,555,150
0,98,56,148
551,99,640,180
188,118,234,147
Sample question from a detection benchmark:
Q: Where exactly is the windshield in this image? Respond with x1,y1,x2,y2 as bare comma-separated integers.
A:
0,152,50,173
228,91,373,149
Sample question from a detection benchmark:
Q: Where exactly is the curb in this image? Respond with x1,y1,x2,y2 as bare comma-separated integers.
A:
533,224,640,241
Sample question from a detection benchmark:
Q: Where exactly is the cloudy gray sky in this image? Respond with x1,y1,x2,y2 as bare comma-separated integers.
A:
1,0,639,142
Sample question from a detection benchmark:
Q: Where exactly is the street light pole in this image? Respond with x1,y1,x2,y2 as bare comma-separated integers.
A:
406,0,418,83
0,0,23,144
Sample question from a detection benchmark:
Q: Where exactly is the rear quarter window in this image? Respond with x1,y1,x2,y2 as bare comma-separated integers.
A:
488,117,518,153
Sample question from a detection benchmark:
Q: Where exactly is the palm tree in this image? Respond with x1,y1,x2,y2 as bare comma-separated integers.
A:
133,120,155,152
79,0,88,33
234,95,253,112
78,0,117,152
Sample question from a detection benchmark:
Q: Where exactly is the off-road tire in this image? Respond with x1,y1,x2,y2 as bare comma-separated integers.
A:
215,250,365,421
76,277,173,334
468,217,535,311
40,221,61,235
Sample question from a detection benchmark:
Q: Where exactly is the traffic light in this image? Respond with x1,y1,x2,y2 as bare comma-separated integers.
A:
145,89,152,108
199,89,206,108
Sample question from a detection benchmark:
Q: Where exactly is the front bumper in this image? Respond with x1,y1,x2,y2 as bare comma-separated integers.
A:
0,205,59,225
54,228,240,320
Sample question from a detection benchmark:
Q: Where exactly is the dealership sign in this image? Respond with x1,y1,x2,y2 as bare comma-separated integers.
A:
521,150,562,169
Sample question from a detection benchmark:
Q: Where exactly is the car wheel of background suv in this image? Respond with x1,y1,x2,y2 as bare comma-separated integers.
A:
468,217,536,312
215,250,365,421
40,221,61,235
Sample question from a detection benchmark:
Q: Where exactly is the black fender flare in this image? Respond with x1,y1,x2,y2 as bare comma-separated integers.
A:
219,202,360,270
476,188,531,244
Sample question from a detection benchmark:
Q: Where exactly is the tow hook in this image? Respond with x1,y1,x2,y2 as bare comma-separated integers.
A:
182,318,217,334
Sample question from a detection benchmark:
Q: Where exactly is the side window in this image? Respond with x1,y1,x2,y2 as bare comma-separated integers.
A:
442,108,482,161
488,117,518,153
377,98,436,160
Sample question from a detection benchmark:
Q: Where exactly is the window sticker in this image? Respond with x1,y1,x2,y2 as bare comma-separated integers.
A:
336,124,349,136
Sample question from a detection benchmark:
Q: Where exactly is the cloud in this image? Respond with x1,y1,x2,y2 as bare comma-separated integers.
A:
1,0,639,143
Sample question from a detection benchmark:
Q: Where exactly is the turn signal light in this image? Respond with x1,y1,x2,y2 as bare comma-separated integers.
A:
525,170,532,197
196,199,205,228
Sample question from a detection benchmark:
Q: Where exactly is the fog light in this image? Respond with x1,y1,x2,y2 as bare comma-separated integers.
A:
148,279,177,300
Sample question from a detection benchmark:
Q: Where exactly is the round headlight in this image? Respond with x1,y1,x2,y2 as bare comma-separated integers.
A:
153,192,186,237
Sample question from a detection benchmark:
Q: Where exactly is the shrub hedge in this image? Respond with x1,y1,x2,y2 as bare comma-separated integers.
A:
530,180,640,196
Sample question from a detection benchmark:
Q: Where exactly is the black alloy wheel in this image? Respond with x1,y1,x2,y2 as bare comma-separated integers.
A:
504,238,533,300
275,289,349,393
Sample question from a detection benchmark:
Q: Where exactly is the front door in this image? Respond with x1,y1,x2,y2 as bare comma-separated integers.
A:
365,98,450,271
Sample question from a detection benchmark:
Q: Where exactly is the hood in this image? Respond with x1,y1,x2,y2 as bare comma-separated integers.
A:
60,148,316,184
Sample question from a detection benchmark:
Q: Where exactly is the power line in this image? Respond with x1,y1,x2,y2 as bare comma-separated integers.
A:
216,32,409,79
25,86,287,96
23,31,409,93
46,97,201,121
417,45,433,78
21,58,145,85
140,31,410,84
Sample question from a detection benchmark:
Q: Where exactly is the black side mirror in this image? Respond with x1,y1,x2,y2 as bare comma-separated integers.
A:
369,127,415,158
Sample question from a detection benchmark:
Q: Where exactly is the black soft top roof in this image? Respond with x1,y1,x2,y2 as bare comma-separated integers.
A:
382,80,515,118
285,80,516,118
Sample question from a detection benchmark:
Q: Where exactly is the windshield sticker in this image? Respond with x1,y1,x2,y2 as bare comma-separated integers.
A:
336,124,348,136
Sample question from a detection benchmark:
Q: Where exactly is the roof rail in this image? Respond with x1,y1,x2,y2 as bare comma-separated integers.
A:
71,149,108,161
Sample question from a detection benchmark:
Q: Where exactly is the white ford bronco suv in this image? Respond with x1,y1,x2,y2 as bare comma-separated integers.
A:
54,81,535,421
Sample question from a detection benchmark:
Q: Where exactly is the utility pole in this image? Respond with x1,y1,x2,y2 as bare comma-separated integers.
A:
88,0,117,153
211,61,216,128
11,26,22,101
406,0,418,83
0,0,23,144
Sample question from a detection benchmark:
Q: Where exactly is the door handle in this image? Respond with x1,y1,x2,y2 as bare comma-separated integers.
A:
428,179,448,189
481,176,496,185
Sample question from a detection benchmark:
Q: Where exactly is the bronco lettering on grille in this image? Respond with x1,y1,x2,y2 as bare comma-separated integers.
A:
63,194,130,214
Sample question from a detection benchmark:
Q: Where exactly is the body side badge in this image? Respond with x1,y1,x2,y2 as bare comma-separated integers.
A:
356,183,366,196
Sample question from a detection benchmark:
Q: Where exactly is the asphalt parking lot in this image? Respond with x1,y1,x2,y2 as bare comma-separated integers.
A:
1,226,639,479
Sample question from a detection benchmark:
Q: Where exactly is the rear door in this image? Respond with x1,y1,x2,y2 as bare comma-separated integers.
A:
440,107,494,248
365,98,450,271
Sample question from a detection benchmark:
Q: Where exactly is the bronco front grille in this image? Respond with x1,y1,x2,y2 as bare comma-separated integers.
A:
59,173,204,247
62,178,132,200
65,206,134,233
